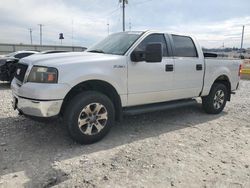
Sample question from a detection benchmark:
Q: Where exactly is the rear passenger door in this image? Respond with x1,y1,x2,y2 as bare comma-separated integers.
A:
170,35,204,98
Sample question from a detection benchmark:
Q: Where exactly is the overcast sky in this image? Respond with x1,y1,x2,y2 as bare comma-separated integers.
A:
0,0,249,48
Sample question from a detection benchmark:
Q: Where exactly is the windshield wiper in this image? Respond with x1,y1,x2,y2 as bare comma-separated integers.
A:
88,49,104,53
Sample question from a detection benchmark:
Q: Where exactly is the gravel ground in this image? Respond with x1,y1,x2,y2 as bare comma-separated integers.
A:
0,81,249,188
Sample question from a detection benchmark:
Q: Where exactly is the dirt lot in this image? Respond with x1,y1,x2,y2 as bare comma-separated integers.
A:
0,81,249,188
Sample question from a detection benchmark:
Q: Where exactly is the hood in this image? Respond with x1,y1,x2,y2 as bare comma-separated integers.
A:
20,52,123,67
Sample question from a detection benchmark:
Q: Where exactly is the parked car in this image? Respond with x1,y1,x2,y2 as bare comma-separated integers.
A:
0,51,38,81
0,50,69,82
38,50,69,54
11,31,241,144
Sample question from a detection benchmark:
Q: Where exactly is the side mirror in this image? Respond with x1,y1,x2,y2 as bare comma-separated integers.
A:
130,50,144,62
145,43,162,62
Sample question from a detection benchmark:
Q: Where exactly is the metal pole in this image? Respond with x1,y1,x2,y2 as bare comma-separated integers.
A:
122,0,125,31
71,19,74,46
29,28,33,45
122,0,125,32
240,25,245,50
119,0,128,31
129,19,131,31
107,22,110,35
38,24,43,45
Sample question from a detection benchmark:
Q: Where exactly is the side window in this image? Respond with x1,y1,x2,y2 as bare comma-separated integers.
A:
172,35,198,57
135,34,168,57
14,53,33,59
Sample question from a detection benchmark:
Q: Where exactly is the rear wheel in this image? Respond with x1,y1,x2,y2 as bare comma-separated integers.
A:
64,91,115,144
202,83,228,114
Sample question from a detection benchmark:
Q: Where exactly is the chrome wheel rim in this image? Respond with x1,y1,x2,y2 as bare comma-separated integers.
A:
213,90,225,109
78,103,108,135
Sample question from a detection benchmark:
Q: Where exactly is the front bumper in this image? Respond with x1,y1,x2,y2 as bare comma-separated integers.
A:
12,94,63,117
11,77,71,117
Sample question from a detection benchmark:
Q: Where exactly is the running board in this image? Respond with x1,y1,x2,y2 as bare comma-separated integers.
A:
123,99,197,116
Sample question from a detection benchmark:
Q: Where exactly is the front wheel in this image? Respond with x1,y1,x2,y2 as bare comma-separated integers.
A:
64,91,115,144
202,83,228,114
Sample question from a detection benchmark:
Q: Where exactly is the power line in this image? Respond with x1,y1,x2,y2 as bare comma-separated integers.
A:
130,0,152,6
105,6,120,17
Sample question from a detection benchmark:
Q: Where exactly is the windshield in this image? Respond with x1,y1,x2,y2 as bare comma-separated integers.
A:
87,32,143,55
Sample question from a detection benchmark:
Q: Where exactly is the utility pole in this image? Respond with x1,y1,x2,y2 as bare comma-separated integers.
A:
71,19,74,46
107,21,110,35
29,28,33,45
240,25,245,50
120,0,128,31
129,19,131,31
38,24,44,45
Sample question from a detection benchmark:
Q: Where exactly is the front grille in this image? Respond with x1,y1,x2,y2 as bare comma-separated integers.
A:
14,63,28,82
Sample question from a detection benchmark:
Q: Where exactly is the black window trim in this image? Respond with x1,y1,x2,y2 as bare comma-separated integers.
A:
170,34,199,58
132,33,170,58
164,34,174,57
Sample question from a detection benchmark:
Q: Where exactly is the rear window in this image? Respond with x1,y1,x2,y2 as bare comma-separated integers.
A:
172,35,198,57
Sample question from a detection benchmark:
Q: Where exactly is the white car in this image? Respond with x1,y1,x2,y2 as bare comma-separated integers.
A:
11,31,241,144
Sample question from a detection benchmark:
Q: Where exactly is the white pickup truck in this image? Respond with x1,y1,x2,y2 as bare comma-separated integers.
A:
11,31,241,144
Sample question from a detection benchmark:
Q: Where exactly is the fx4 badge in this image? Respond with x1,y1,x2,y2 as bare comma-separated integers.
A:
113,65,125,69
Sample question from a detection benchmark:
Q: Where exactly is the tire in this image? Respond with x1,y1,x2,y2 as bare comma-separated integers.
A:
64,91,115,144
202,83,228,114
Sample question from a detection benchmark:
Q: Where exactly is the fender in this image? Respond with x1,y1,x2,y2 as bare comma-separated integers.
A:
201,66,231,96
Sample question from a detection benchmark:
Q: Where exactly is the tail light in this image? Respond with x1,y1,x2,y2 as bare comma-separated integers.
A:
239,64,242,76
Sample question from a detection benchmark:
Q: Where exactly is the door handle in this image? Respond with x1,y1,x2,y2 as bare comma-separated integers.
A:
196,64,202,71
165,64,174,72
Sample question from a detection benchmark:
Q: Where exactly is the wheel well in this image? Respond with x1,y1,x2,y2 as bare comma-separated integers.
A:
60,80,122,121
213,75,231,101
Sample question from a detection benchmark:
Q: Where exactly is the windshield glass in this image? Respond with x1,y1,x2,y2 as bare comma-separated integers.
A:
87,32,143,55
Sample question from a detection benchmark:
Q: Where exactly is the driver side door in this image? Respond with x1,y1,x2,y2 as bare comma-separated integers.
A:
127,33,175,106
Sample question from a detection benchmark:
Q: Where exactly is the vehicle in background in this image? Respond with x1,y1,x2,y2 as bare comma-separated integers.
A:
2,51,38,59
11,31,241,144
0,50,71,82
38,50,69,54
0,51,38,81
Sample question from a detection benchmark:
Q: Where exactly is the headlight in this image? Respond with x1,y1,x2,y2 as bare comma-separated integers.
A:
27,66,58,83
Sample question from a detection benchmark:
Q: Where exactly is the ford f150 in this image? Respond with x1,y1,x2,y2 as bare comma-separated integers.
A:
11,31,241,144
